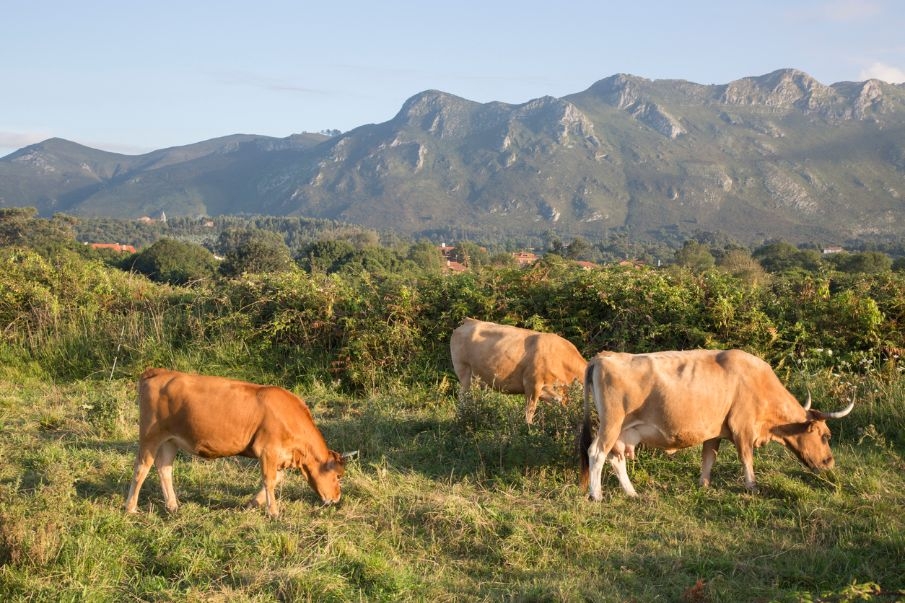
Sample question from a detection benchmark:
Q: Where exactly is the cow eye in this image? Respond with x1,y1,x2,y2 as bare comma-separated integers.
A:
822,434,830,443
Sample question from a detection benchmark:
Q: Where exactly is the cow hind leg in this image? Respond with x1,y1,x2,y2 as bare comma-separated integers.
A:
609,430,640,497
586,435,607,501
700,438,721,487
455,367,472,404
608,446,638,498
155,441,179,513
587,420,624,501
124,443,158,513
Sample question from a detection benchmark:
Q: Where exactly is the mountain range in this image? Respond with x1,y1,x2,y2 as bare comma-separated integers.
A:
2,68,904,246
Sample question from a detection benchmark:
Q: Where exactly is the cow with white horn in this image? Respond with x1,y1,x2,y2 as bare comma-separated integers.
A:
579,349,854,500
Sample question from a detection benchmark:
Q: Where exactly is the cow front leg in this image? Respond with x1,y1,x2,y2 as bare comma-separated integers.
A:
524,393,539,425
258,453,281,518
155,441,179,513
733,439,758,491
249,470,284,509
700,438,721,487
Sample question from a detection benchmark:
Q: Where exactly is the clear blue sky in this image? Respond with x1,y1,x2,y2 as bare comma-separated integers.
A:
3,0,904,158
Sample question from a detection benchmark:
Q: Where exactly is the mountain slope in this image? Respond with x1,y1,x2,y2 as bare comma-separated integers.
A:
2,69,904,245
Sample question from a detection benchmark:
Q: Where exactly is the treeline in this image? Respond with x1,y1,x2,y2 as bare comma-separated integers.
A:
2,208,904,402
72,213,389,255
28,208,905,279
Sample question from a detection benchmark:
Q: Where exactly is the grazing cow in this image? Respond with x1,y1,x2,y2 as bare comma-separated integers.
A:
579,349,854,499
450,318,586,424
124,368,346,517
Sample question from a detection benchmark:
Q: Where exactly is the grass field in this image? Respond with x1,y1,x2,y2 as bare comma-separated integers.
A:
1,374,903,602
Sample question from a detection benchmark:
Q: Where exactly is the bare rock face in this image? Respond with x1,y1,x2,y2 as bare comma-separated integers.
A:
720,69,826,107
585,74,686,138
629,102,686,139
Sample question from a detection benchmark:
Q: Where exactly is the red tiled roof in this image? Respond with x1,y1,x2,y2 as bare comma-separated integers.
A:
89,243,136,253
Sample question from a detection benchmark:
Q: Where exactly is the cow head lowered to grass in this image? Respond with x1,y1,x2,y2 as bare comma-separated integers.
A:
124,368,351,517
579,349,854,500
450,318,587,424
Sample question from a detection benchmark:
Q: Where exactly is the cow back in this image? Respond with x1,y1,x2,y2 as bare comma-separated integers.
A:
450,319,584,394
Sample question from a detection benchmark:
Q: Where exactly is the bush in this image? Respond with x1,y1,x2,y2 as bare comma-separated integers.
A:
128,238,218,285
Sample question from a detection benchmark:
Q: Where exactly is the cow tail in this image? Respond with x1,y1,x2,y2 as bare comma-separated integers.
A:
578,359,595,490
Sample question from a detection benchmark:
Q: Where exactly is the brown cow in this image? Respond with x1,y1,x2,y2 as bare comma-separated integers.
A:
450,318,586,424
124,368,346,517
579,349,854,499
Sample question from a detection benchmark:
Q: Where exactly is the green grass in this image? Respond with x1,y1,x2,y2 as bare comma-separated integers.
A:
1,376,903,602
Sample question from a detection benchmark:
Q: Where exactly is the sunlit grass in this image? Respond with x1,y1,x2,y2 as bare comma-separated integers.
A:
1,375,903,601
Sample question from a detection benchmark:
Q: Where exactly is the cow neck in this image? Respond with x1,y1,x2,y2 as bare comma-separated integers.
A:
296,437,330,468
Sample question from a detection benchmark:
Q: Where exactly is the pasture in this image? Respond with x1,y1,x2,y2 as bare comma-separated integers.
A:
2,245,905,600
1,374,903,601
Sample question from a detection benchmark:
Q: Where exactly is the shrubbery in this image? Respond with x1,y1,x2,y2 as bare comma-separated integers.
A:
3,239,905,393
3,210,905,396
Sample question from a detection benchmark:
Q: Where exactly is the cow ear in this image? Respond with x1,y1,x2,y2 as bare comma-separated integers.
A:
328,450,345,467
806,420,817,433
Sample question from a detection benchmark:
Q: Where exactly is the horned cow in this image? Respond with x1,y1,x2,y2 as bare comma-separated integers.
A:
579,349,854,499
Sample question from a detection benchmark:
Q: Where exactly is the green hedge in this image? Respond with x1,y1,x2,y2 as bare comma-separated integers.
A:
3,246,904,391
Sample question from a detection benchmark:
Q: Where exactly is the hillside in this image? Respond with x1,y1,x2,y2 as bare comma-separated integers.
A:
2,69,904,246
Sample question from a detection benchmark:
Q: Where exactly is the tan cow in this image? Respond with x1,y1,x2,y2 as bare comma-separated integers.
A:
124,368,346,517
579,349,854,499
450,318,587,424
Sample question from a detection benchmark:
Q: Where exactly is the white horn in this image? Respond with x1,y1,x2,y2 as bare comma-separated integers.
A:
817,399,855,420
802,391,812,411
341,450,359,461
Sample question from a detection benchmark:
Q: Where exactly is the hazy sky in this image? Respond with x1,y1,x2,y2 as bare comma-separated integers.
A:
2,0,904,158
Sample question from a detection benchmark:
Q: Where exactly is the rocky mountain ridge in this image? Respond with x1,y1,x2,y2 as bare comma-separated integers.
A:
2,69,904,245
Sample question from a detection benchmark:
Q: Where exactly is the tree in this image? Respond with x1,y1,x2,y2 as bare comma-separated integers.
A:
451,241,490,269
0,208,78,255
829,251,892,274
753,241,821,273
717,248,767,285
129,238,218,285
406,240,445,273
298,239,356,273
217,228,293,276
565,236,594,261
675,241,715,272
